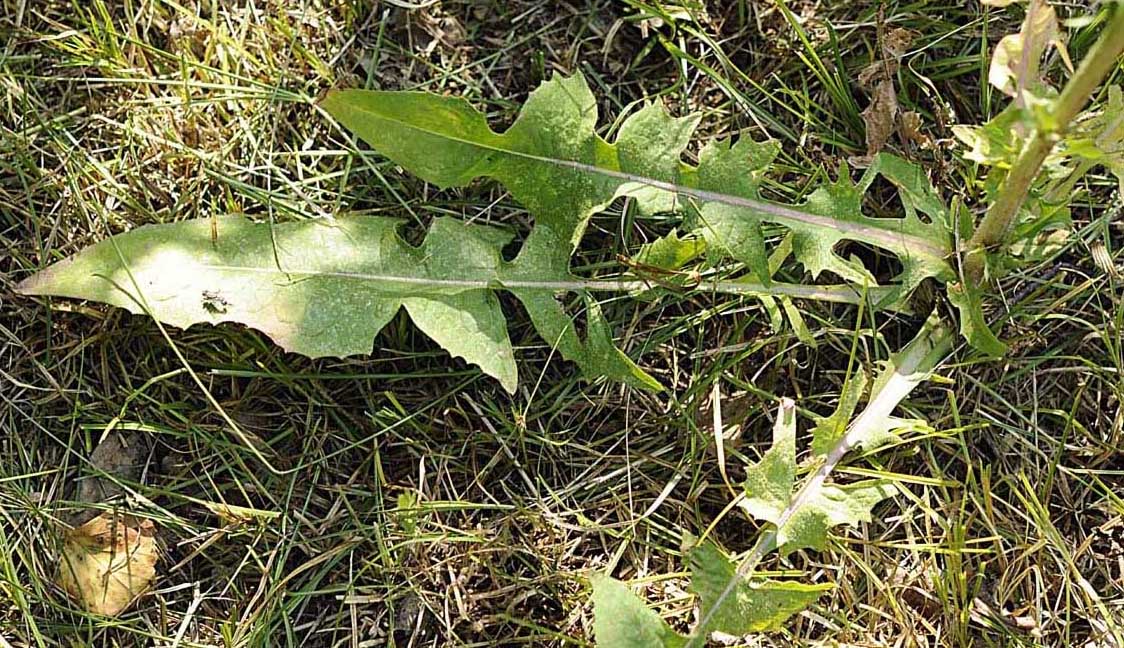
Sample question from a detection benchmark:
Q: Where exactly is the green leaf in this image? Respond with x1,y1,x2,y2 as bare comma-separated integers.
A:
955,82,1123,202
1005,201,1072,264
810,372,867,457
1068,85,1124,194
1099,86,1124,194
948,281,1008,357
687,541,831,636
741,400,897,555
581,296,663,390
634,231,705,270
690,317,950,643
591,574,687,648
18,215,524,391
953,103,1026,167
324,73,953,308
779,297,817,347
23,73,962,391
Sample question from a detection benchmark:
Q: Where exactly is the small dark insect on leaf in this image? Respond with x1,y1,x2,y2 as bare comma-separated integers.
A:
201,289,230,314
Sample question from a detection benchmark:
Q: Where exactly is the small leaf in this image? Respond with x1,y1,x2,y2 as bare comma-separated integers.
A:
810,372,868,456
1071,85,1124,194
688,540,831,636
780,298,817,347
953,104,1026,166
591,574,687,648
776,481,897,553
583,296,664,391
988,0,1060,96
741,400,898,555
1006,199,1072,263
635,231,705,270
58,512,159,616
948,281,1008,356
395,491,419,534
990,34,1027,96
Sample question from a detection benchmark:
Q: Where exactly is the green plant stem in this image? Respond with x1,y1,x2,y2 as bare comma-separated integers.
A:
963,5,1124,283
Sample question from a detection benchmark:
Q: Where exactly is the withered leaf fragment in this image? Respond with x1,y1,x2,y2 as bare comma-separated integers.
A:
58,512,158,616
853,27,918,163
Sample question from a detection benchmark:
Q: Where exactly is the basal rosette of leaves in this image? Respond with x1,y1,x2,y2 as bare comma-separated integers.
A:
19,72,965,392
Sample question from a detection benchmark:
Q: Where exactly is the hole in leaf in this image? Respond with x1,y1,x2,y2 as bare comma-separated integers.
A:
864,174,933,224
500,234,522,263
833,240,905,285
398,218,431,248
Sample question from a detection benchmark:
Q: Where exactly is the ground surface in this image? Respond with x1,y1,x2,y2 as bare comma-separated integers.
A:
2,1,1124,646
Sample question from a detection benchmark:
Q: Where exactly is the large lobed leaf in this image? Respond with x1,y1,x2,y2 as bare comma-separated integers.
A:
323,73,960,339
324,74,955,301
17,215,655,393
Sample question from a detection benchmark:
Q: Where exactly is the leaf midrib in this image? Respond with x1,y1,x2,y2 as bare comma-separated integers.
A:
203,264,901,306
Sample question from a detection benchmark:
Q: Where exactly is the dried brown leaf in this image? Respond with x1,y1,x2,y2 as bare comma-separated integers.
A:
900,111,932,148
854,26,917,163
861,79,900,157
858,61,884,89
881,26,917,60
58,512,158,616
75,434,143,506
